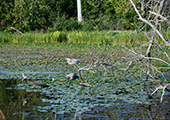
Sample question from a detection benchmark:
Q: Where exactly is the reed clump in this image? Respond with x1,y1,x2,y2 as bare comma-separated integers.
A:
0,30,166,45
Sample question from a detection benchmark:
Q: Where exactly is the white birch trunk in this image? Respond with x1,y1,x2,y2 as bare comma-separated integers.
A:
77,0,83,22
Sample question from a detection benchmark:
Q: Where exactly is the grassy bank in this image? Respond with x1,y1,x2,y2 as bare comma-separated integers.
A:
0,30,168,45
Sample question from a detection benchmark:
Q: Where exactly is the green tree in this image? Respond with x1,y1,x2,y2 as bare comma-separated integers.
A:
81,0,116,30
0,0,140,32
0,0,14,29
111,0,139,30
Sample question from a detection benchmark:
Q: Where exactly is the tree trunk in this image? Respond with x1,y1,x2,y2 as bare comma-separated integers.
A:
77,0,83,22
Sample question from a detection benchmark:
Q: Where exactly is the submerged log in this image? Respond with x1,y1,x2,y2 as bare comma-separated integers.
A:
79,82,91,87
22,73,49,87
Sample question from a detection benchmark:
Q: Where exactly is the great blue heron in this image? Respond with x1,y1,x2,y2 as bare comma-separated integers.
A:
65,58,81,65
66,73,79,80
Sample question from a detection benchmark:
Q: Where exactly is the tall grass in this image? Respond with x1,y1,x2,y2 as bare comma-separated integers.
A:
0,30,168,45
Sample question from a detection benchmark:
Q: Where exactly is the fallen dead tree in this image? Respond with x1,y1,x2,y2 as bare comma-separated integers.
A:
129,0,170,102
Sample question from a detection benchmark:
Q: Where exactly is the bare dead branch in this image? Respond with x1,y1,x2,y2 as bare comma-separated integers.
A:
127,0,170,103
74,112,82,120
77,62,94,83
87,0,102,7
154,40,170,61
149,64,167,80
10,27,23,34
117,61,133,71
79,82,91,87
141,55,170,66
22,73,49,87
149,84,170,102
140,69,161,82
149,11,170,25
167,27,170,42
129,0,170,47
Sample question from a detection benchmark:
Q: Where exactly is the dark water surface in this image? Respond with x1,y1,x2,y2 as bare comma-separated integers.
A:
0,43,170,119
0,79,170,120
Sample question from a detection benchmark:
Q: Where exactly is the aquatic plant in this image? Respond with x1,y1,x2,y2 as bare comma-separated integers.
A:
0,42,169,115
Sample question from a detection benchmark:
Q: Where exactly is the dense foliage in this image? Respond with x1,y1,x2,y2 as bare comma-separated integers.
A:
0,0,139,32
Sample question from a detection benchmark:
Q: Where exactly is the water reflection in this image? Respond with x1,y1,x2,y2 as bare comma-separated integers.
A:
0,79,170,120
22,92,38,106
0,79,51,120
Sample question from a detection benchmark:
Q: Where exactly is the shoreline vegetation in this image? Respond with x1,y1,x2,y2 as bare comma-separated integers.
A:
0,30,168,45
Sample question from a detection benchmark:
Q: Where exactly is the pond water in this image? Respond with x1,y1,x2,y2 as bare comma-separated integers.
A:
1,79,170,120
0,43,170,119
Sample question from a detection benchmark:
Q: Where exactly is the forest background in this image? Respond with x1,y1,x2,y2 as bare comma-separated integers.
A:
0,0,141,32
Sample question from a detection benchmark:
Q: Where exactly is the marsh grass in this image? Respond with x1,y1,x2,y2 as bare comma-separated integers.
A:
0,30,168,45
22,112,25,120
